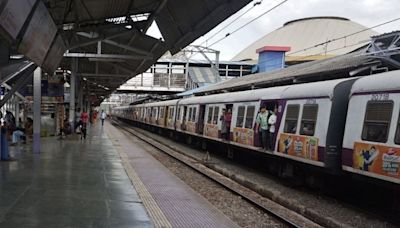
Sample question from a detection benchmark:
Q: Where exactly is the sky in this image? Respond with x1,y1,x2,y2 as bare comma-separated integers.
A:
147,0,400,61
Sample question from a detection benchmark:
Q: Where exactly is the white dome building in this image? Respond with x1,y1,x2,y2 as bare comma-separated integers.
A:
232,17,378,63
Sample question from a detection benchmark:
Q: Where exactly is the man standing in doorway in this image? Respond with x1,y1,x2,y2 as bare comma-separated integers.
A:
100,110,106,126
268,107,277,150
224,108,232,140
255,106,269,150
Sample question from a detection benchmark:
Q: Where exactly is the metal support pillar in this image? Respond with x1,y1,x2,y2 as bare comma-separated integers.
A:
69,58,77,132
185,62,189,89
168,62,172,88
78,81,83,111
33,68,41,154
15,97,19,127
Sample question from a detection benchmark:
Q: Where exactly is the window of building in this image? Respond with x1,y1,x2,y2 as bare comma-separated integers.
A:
236,106,246,128
213,107,219,124
284,105,299,134
362,101,393,143
207,107,213,124
300,104,318,136
244,106,255,129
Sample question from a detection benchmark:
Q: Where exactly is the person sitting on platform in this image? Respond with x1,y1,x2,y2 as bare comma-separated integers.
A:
10,118,33,146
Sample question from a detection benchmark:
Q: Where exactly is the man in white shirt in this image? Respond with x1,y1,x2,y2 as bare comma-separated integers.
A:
100,110,107,126
268,107,278,150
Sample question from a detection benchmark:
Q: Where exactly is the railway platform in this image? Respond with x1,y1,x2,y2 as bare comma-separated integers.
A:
0,121,237,228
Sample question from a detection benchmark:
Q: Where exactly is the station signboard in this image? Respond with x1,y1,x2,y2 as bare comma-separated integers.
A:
18,1,58,66
0,0,35,41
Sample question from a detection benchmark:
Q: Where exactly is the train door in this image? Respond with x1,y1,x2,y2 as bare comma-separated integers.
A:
164,106,169,126
197,105,206,134
224,104,233,140
182,106,188,130
259,100,279,149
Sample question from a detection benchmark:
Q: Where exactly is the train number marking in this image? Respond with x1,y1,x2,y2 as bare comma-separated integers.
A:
371,93,389,101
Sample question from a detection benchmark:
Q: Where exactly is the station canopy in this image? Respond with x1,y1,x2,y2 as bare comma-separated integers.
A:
0,0,252,104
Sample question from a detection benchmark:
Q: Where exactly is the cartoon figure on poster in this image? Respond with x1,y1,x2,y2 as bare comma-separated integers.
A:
283,136,292,154
356,146,379,171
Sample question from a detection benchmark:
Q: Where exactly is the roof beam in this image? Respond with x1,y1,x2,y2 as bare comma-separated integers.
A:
79,73,129,78
125,0,168,49
68,30,134,50
104,62,136,75
143,0,168,32
64,52,152,60
76,32,152,56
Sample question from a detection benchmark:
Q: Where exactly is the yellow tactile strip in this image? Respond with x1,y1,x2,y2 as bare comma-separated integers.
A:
107,131,172,228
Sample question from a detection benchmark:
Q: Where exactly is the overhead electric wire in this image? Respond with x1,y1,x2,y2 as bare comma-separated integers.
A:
199,0,264,47
207,0,289,48
188,0,287,59
286,16,400,57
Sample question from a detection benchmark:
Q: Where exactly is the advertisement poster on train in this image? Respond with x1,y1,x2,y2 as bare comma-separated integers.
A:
233,127,254,146
353,142,400,179
278,133,319,161
186,122,196,133
204,124,219,138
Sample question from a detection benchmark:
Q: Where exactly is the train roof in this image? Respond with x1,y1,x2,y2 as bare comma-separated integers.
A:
179,86,290,105
350,70,400,95
281,77,357,99
140,99,179,107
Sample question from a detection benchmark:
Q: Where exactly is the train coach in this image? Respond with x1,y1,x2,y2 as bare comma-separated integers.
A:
113,70,400,186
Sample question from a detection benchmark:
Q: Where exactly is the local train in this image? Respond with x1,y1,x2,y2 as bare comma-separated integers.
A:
112,70,400,186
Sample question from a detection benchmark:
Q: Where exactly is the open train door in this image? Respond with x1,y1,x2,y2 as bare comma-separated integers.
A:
164,106,169,126
197,105,206,134
182,106,188,130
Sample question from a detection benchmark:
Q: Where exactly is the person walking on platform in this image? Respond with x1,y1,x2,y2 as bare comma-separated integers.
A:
80,110,89,139
100,110,106,126
255,106,270,150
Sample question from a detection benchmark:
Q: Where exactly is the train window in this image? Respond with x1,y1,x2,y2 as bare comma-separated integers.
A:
207,107,213,124
300,104,318,136
236,106,246,128
169,107,174,120
245,106,255,129
192,107,197,122
362,101,393,143
395,111,400,145
160,107,164,118
188,108,192,121
284,105,300,134
213,107,219,124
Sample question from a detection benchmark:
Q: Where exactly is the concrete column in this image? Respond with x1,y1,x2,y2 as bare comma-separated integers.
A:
69,58,77,131
33,68,41,154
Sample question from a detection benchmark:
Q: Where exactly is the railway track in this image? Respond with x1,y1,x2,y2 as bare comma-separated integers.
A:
112,119,320,228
